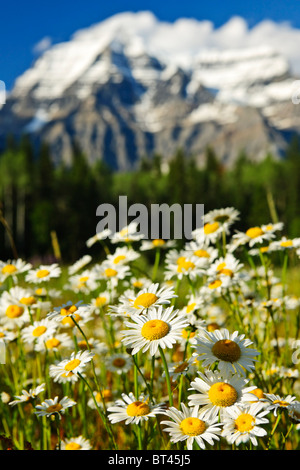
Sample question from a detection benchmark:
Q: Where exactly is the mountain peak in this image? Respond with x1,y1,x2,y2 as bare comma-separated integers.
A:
0,12,299,170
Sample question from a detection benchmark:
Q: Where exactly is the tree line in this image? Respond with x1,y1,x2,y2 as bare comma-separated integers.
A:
0,134,300,263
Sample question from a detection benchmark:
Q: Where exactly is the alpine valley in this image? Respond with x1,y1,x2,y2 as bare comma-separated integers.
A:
1,11,300,170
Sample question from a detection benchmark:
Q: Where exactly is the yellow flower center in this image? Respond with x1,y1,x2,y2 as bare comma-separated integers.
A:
0,332,4,338
46,404,63,413
20,296,36,306
126,401,150,417
65,442,82,450
105,268,118,278
45,338,61,349
2,264,17,274
36,269,50,279
112,358,126,368
32,326,47,337
194,249,210,258
246,227,264,239
273,400,289,407
120,228,129,237
204,222,220,234
61,305,78,316
113,255,126,264
208,279,222,289
180,417,206,436
95,296,107,307
207,322,220,332
211,339,241,363
133,280,144,288
6,305,24,318
79,276,89,285
141,319,170,340
152,239,165,247
280,240,293,247
102,389,113,401
216,263,233,277
208,382,238,407
64,358,81,371
35,288,45,296
250,388,264,400
186,302,196,314
182,327,196,339
177,259,195,273
61,313,82,326
260,246,269,253
133,293,158,309
235,413,255,433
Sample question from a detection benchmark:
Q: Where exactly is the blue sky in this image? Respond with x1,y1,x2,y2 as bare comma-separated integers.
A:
1,0,300,90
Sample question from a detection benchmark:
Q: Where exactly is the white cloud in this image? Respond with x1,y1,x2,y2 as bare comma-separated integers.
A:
32,36,52,55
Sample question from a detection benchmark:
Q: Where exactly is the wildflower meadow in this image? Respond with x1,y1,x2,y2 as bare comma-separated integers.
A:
1,207,300,451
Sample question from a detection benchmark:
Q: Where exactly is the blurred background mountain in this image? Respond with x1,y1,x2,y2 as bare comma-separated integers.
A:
1,9,300,261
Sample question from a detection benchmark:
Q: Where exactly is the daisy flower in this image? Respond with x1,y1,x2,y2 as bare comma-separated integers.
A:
264,393,297,416
161,403,222,450
25,263,61,284
105,353,133,375
49,350,94,382
207,254,244,285
164,250,204,281
261,222,284,234
61,435,92,450
192,328,259,376
204,207,240,232
184,240,218,268
105,246,140,265
95,261,130,287
34,332,74,353
90,291,111,313
270,236,300,251
35,396,76,419
110,222,144,244
222,402,269,446
21,318,58,345
140,239,176,251
66,269,99,294
120,283,177,316
47,300,93,328
107,392,165,425
0,259,32,283
0,295,30,329
202,220,229,244
86,229,112,247
68,255,92,275
181,293,204,317
9,383,45,407
188,370,257,420
232,226,275,248
121,305,189,356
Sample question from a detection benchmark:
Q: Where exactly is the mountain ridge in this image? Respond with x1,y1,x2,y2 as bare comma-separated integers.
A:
0,11,299,170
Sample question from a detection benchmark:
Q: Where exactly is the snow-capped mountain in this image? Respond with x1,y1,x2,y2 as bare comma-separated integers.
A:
1,11,299,169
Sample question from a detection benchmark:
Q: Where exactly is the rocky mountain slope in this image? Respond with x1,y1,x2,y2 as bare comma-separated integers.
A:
0,11,299,170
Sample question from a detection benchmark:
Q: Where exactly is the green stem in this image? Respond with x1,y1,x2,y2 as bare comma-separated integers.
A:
152,248,161,282
78,372,117,450
159,346,173,407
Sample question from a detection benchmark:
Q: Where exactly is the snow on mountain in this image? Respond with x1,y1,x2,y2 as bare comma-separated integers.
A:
1,11,300,169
